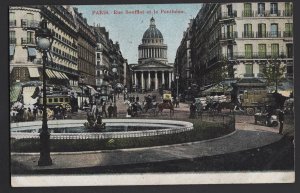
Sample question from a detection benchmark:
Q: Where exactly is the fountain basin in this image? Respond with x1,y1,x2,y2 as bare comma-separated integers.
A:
11,119,194,139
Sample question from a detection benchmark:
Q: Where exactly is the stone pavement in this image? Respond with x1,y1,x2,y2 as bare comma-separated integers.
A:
11,124,282,172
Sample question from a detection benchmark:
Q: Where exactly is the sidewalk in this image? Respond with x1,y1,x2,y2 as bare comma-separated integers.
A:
11,124,282,172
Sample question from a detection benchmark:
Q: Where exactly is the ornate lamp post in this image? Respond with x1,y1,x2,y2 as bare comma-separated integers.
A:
112,61,118,105
35,19,53,166
80,75,86,109
176,74,179,99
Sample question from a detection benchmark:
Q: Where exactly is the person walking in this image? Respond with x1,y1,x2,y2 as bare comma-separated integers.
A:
107,103,114,118
101,99,107,118
278,109,285,135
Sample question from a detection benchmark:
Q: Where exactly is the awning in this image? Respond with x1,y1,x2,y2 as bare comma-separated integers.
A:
86,85,99,96
10,45,15,56
28,67,40,78
46,69,55,78
10,84,22,103
71,86,83,93
59,72,69,80
52,71,62,79
28,47,37,57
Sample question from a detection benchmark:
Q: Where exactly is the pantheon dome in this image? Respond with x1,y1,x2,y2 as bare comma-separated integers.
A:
142,17,163,40
138,17,168,64
131,17,174,92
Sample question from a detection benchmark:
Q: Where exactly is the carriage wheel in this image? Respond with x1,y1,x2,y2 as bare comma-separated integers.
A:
47,108,53,119
246,108,255,115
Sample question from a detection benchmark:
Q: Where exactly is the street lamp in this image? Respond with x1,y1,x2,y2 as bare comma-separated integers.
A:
80,75,86,109
112,61,118,105
35,19,53,166
176,74,179,99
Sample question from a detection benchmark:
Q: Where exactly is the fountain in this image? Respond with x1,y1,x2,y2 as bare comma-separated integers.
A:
10,119,194,140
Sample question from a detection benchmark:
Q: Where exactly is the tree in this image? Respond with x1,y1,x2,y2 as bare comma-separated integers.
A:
206,56,236,94
262,59,286,93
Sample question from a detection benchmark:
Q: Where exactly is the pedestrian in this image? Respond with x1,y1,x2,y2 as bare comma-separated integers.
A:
278,109,284,135
102,100,107,118
189,100,197,119
91,102,97,120
107,103,114,118
33,105,38,120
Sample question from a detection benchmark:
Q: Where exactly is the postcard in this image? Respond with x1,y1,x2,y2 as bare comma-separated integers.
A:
9,2,294,186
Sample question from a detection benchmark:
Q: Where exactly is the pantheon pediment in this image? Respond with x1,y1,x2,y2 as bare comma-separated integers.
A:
133,59,173,70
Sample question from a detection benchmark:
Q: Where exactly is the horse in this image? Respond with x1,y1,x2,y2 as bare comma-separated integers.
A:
157,101,174,116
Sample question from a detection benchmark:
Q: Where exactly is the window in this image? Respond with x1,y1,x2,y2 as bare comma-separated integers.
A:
244,24,252,37
270,3,278,15
48,98,53,103
258,23,266,37
286,66,293,76
270,23,278,37
227,45,233,59
97,53,100,59
285,23,293,37
245,44,253,58
227,4,233,15
9,31,16,44
59,98,64,102
245,64,253,76
271,44,279,58
54,98,58,103
285,2,293,16
259,64,265,74
96,70,100,76
9,12,16,26
243,3,252,17
286,44,293,58
257,3,265,15
26,13,34,21
27,31,34,43
258,44,266,58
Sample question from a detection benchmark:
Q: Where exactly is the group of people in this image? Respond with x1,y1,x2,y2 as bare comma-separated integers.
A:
89,98,117,120
10,102,39,122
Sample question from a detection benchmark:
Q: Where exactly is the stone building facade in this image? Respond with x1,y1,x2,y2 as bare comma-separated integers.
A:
188,2,293,88
9,6,42,84
174,19,194,92
74,7,97,88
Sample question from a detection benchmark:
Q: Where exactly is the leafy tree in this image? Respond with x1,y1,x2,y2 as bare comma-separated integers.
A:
206,56,236,94
262,59,286,92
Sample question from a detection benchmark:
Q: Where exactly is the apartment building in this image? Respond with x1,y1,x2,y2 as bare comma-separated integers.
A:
74,7,97,88
9,6,42,83
174,19,193,91
190,2,293,88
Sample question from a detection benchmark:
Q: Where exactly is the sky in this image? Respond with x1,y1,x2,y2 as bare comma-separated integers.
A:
76,4,202,64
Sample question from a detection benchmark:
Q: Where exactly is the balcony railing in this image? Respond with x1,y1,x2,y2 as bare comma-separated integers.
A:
268,31,281,38
242,31,282,38
267,10,281,16
242,10,254,17
242,31,254,38
255,11,267,17
254,10,282,17
9,38,16,44
21,19,40,29
220,11,237,19
283,31,293,38
21,38,35,45
220,32,238,40
244,73,254,77
9,20,17,27
283,10,293,17
228,52,287,60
